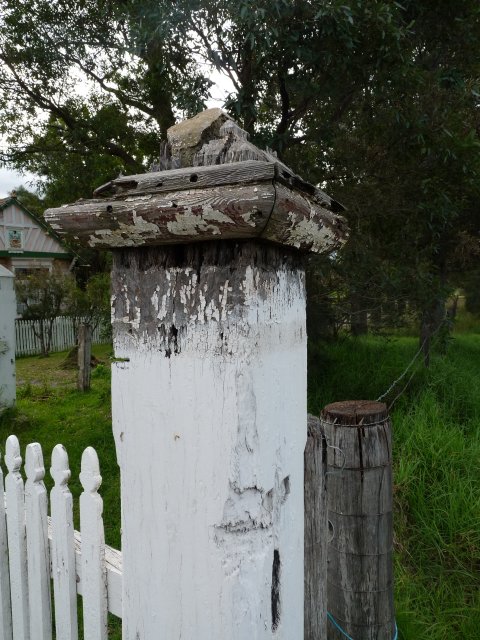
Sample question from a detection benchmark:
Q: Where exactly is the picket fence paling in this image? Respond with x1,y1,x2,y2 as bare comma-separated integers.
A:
25,444,51,640
5,436,30,640
15,317,104,357
0,452,12,640
80,448,108,640
50,445,78,640
0,436,122,640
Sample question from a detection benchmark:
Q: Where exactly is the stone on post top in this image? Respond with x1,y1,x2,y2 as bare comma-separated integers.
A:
44,109,348,254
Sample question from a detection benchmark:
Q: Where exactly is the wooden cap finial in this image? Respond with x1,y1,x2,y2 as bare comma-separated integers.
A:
45,110,348,254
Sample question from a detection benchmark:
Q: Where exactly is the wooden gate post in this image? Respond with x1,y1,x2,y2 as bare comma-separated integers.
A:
46,108,348,640
321,401,395,640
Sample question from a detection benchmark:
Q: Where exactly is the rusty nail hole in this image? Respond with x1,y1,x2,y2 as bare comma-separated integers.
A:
190,173,198,182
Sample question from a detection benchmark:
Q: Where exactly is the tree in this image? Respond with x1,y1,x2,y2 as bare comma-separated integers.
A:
9,185,45,219
2,0,480,358
15,270,74,356
67,272,111,340
317,2,480,359
0,0,211,202
0,1,409,201
15,270,110,357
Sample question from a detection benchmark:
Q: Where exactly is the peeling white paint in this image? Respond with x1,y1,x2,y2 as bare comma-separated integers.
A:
202,208,235,225
125,194,153,202
132,210,158,233
165,205,235,236
287,209,331,252
111,260,307,639
241,211,257,227
89,220,161,248
166,215,221,236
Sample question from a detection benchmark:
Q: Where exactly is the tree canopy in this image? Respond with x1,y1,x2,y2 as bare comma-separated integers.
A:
1,0,480,344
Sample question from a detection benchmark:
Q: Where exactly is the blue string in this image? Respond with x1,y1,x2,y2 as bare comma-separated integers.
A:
327,611,398,640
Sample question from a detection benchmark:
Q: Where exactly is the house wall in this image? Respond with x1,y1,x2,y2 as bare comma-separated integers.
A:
0,203,70,270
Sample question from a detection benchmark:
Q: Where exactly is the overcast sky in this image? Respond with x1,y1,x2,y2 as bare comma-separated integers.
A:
0,68,233,200
0,166,38,198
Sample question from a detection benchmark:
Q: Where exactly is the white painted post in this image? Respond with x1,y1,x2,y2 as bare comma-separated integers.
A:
111,244,307,639
0,266,16,410
25,443,52,640
50,445,78,640
0,450,13,640
80,447,107,640
5,435,29,640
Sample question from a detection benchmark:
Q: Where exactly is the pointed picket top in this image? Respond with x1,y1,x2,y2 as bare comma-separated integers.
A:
5,435,22,473
25,442,52,640
50,445,71,487
80,448,102,494
5,435,29,640
0,446,13,640
25,443,45,484
50,444,78,640
80,447,107,640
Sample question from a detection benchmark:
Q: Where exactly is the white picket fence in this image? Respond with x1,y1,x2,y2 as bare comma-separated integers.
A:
15,317,105,357
0,435,122,640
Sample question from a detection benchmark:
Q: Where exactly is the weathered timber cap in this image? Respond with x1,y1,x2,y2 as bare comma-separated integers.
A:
45,109,348,254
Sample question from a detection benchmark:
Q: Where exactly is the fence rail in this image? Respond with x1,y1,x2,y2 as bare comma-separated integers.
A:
0,435,122,640
15,317,105,357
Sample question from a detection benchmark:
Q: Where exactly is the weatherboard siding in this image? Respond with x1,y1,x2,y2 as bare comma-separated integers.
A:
0,204,68,256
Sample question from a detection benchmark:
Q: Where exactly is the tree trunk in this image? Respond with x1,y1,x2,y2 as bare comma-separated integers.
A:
37,319,47,357
350,293,368,337
45,318,55,356
448,295,459,324
419,296,446,367
77,323,92,392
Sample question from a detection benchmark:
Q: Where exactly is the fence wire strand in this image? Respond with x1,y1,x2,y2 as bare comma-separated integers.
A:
376,313,449,407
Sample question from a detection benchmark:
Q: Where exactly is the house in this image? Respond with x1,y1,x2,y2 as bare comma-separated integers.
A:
0,195,72,276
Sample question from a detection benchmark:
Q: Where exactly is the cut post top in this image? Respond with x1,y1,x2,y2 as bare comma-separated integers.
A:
45,109,348,255
321,400,388,426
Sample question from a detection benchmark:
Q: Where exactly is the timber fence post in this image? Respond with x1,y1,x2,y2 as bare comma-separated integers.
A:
45,108,349,639
305,414,328,640
321,400,395,640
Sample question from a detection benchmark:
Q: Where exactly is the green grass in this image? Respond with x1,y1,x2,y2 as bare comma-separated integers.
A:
2,335,480,639
309,333,480,639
